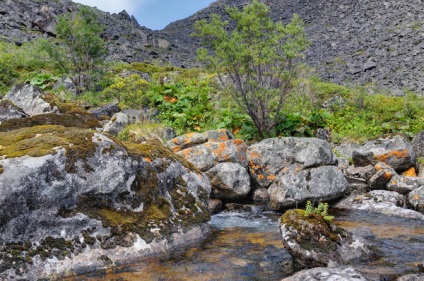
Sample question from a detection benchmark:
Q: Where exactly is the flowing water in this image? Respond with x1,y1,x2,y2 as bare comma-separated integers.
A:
66,206,424,281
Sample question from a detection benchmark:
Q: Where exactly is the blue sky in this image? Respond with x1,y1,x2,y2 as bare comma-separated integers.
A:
73,0,215,30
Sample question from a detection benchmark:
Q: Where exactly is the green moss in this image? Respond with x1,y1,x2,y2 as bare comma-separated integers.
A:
0,125,97,173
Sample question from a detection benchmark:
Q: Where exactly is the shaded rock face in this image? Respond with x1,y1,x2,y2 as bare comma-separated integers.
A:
352,136,416,173
281,266,368,281
279,209,373,269
408,186,424,213
247,137,346,210
412,131,424,158
0,125,211,280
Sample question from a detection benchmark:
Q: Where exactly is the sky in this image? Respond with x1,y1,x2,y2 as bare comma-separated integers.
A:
73,0,216,30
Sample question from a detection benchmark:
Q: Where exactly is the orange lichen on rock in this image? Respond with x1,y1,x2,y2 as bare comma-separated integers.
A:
144,157,152,163
402,167,417,177
267,175,276,181
257,174,264,180
384,171,392,180
374,150,409,163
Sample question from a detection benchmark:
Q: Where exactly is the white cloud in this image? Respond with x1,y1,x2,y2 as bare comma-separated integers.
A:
73,0,146,15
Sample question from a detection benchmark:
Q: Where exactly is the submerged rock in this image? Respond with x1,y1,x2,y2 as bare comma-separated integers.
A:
279,209,373,268
281,266,368,281
0,125,211,280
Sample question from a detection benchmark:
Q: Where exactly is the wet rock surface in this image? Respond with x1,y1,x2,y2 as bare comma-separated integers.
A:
281,266,368,281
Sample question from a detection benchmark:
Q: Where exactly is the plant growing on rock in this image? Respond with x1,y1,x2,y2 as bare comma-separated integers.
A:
304,201,334,221
194,0,309,138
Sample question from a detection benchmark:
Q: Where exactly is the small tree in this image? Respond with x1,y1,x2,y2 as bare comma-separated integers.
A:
194,0,309,138
42,7,107,94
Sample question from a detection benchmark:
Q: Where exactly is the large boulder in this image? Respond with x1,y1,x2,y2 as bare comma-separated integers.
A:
281,267,368,281
387,175,424,195
205,162,251,201
352,136,416,173
279,209,373,268
0,125,211,280
167,129,248,172
3,84,60,116
336,190,424,221
247,137,346,210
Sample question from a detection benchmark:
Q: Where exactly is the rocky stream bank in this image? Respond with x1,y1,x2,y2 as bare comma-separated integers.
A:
0,84,423,280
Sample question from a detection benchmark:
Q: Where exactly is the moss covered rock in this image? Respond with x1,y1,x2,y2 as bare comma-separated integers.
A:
0,125,211,280
279,209,373,268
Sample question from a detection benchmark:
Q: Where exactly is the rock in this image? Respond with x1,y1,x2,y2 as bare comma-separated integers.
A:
0,99,28,124
387,175,424,195
268,165,348,210
336,190,424,221
3,84,60,116
333,143,361,160
253,188,269,205
168,129,248,172
412,131,424,158
368,162,397,190
205,163,251,201
407,186,424,212
397,274,424,281
352,136,416,173
0,125,211,280
102,112,132,136
88,102,120,119
349,227,375,240
208,199,223,214
322,95,346,109
279,209,373,268
281,266,368,281
247,137,337,189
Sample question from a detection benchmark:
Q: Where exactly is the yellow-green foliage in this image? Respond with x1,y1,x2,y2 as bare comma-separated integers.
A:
304,201,334,221
118,123,171,142
102,74,149,109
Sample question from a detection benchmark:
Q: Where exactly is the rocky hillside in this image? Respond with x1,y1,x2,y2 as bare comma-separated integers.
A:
2,0,424,94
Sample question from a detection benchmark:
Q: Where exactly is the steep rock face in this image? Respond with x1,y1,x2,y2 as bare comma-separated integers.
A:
3,0,424,92
0,125,211,280
163,0,424,95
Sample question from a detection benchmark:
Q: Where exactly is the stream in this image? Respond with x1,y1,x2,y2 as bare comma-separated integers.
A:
66,206,424,281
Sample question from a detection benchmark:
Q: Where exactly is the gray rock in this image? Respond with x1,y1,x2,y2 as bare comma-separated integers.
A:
387,175,424,195
206,162,251,201
349,227,375,240
281,266,368,281
333,143,360,160
412,131,424,158
168,129,248,172
102,112,132,136
368,162,397,190
208,199,223,214
407,186,424,212
3,84,59,116
0,127,211,280
397,274,424,281
268,165,348,210
0,99,28,124
352,136,416,173
247,137,337,189
336,190,424,221
88,102,120,119
253,188,269,205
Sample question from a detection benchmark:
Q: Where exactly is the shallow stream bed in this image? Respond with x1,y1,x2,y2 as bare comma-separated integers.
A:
66,207,424,281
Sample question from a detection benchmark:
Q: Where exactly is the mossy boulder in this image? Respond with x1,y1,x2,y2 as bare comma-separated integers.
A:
279,209,373,268
0,125,211,280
